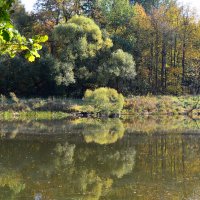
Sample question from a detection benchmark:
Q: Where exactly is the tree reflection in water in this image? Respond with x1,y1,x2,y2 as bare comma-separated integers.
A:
0,117,199,199
72,118,125,145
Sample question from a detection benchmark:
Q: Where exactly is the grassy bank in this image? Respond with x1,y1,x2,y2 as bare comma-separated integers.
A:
70,95,200,118
0,111,69,121
123,96,200,118
0,95,199,119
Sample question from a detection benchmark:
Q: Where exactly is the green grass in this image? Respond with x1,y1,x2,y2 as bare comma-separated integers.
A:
0,111,69,121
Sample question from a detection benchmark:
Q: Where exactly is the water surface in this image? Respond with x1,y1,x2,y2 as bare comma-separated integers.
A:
0,116,200,200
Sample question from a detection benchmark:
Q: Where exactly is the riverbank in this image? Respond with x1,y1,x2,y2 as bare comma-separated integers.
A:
0,95,199,119
123,96,200,118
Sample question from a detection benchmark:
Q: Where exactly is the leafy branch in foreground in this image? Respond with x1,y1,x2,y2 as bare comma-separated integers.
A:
0,0,48,61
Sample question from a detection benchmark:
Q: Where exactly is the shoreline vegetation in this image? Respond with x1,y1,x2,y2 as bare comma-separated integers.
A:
0,94,199,120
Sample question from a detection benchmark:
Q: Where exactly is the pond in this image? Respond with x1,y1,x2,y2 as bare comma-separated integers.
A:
0,116,200,200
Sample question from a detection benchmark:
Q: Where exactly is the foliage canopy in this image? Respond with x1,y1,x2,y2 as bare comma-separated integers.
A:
53,15,113,60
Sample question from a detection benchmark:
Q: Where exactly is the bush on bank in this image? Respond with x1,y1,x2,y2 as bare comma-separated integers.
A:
84,87,125,116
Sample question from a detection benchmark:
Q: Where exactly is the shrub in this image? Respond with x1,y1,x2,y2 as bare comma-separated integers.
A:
0,94,7,104
84,87,124,116
9,92,19,104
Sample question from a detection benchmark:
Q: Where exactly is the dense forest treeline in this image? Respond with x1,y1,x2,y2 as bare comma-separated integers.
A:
0,0,199,97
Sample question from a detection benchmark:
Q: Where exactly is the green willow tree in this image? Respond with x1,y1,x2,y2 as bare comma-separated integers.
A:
98,49,136,92
53,15,114,95
53,15,113,61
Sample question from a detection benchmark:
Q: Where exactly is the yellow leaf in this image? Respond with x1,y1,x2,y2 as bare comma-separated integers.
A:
21,46,28,50
28,55,35,62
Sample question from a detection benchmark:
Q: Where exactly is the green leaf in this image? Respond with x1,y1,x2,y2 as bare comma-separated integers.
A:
2,29,10,41
40,35,49,42
20,45,28,50
34,35,49,43
25,53,36,62
0,0,47,61
33,43,42,50
30,50,40,58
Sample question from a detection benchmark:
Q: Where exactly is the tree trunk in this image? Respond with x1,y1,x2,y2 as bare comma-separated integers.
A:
155,32,159,93
150,42,154,92
173,34,177,67
161,34,167,93
182,37,186,85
